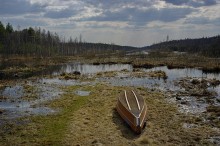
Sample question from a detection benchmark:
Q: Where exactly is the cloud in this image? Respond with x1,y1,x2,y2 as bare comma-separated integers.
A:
1,16,47,28
44,8,79,19
0,0,44,15
164,0,217,7
185,17,220,26
0,0,219,46
84,6,193,27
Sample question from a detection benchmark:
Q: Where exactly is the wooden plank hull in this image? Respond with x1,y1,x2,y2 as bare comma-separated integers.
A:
116,90,147,134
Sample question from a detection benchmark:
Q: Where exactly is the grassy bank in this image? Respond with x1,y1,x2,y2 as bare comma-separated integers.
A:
0,83,217,145
132,52,220,72
0,85,89,145
89,52,220,72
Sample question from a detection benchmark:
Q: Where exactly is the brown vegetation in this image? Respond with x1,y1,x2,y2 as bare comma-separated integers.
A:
0,82,218,145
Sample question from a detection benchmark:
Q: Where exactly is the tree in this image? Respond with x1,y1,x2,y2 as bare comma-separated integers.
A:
6,23,13,33
0,21,6,41
166,35,169,42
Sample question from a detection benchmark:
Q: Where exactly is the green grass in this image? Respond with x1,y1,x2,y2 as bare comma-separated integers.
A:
0,85,89,146
35,86,89,145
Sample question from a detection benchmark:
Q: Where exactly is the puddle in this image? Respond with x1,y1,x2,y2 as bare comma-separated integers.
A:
39,78,96,86
0,81,63,120
75,90,90,96
2,85,23,99
176,96,208,114
0,75,97,121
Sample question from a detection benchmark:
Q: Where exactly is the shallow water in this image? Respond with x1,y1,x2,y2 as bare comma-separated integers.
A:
52,63,133,75
144,66,220,80
101,66,220,114
103,66,220,92
1,64,220,119
39,78,95,86
102,77,180,91
0,81,62,119
173,96,208,114
2,85,24,99
0,75,97,120
75,90,90,96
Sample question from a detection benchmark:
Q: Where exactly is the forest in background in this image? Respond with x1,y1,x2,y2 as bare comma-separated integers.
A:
0,21,220,58
0,21,137,57
143,35,220,57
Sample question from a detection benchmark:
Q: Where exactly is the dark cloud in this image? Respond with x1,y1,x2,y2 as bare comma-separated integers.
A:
0,0,219,30
0,0,44,15
204,0,218,6
1,17,47,28
185,17,220,25
163,0,189,5
44,8,79,19
85,7,193,26
164,0,217,7
0,0,202,24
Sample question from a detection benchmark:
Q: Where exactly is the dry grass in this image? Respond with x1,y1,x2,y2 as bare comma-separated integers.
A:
0,83,218,145
63,84,217,145
131,52,220,72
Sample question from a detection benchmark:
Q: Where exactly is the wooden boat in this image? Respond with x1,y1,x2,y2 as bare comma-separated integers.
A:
116,89,147,134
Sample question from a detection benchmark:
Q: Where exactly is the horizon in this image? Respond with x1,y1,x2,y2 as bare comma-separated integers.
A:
1,0,220,47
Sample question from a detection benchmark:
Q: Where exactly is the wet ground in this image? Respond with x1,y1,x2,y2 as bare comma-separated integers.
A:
0,63,220,145
0,63,130,120
1,63,220,117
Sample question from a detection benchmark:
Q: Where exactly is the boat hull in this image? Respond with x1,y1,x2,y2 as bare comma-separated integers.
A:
116,90,147,134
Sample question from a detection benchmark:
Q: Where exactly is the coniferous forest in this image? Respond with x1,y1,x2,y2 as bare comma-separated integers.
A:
0,21,137,57
0,21,220,58
143,35,220,57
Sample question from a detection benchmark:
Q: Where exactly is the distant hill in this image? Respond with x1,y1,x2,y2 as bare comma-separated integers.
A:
142,35,220,57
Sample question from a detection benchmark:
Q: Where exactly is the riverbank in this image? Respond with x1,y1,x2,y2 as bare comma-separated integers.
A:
91,52,220,73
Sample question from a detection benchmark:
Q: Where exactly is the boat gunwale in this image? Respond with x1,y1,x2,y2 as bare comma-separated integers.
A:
117,98,147,128
116,102,137,127
132,90,141,110
119,91,146,119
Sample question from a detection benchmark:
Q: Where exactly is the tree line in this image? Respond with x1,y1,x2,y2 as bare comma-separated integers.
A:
143,35,220,57
0,21,137,57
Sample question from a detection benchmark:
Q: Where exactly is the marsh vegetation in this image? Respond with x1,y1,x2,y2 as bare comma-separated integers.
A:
0,57,220,145
0,21,220,145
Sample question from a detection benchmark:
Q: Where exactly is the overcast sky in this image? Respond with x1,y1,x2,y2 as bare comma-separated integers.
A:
0,0,220,47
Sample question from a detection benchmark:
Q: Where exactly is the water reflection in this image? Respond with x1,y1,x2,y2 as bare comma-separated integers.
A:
144,66,220,80
104,66,220,92
52,63,133,75
101,66,220,114
1,64,220,119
